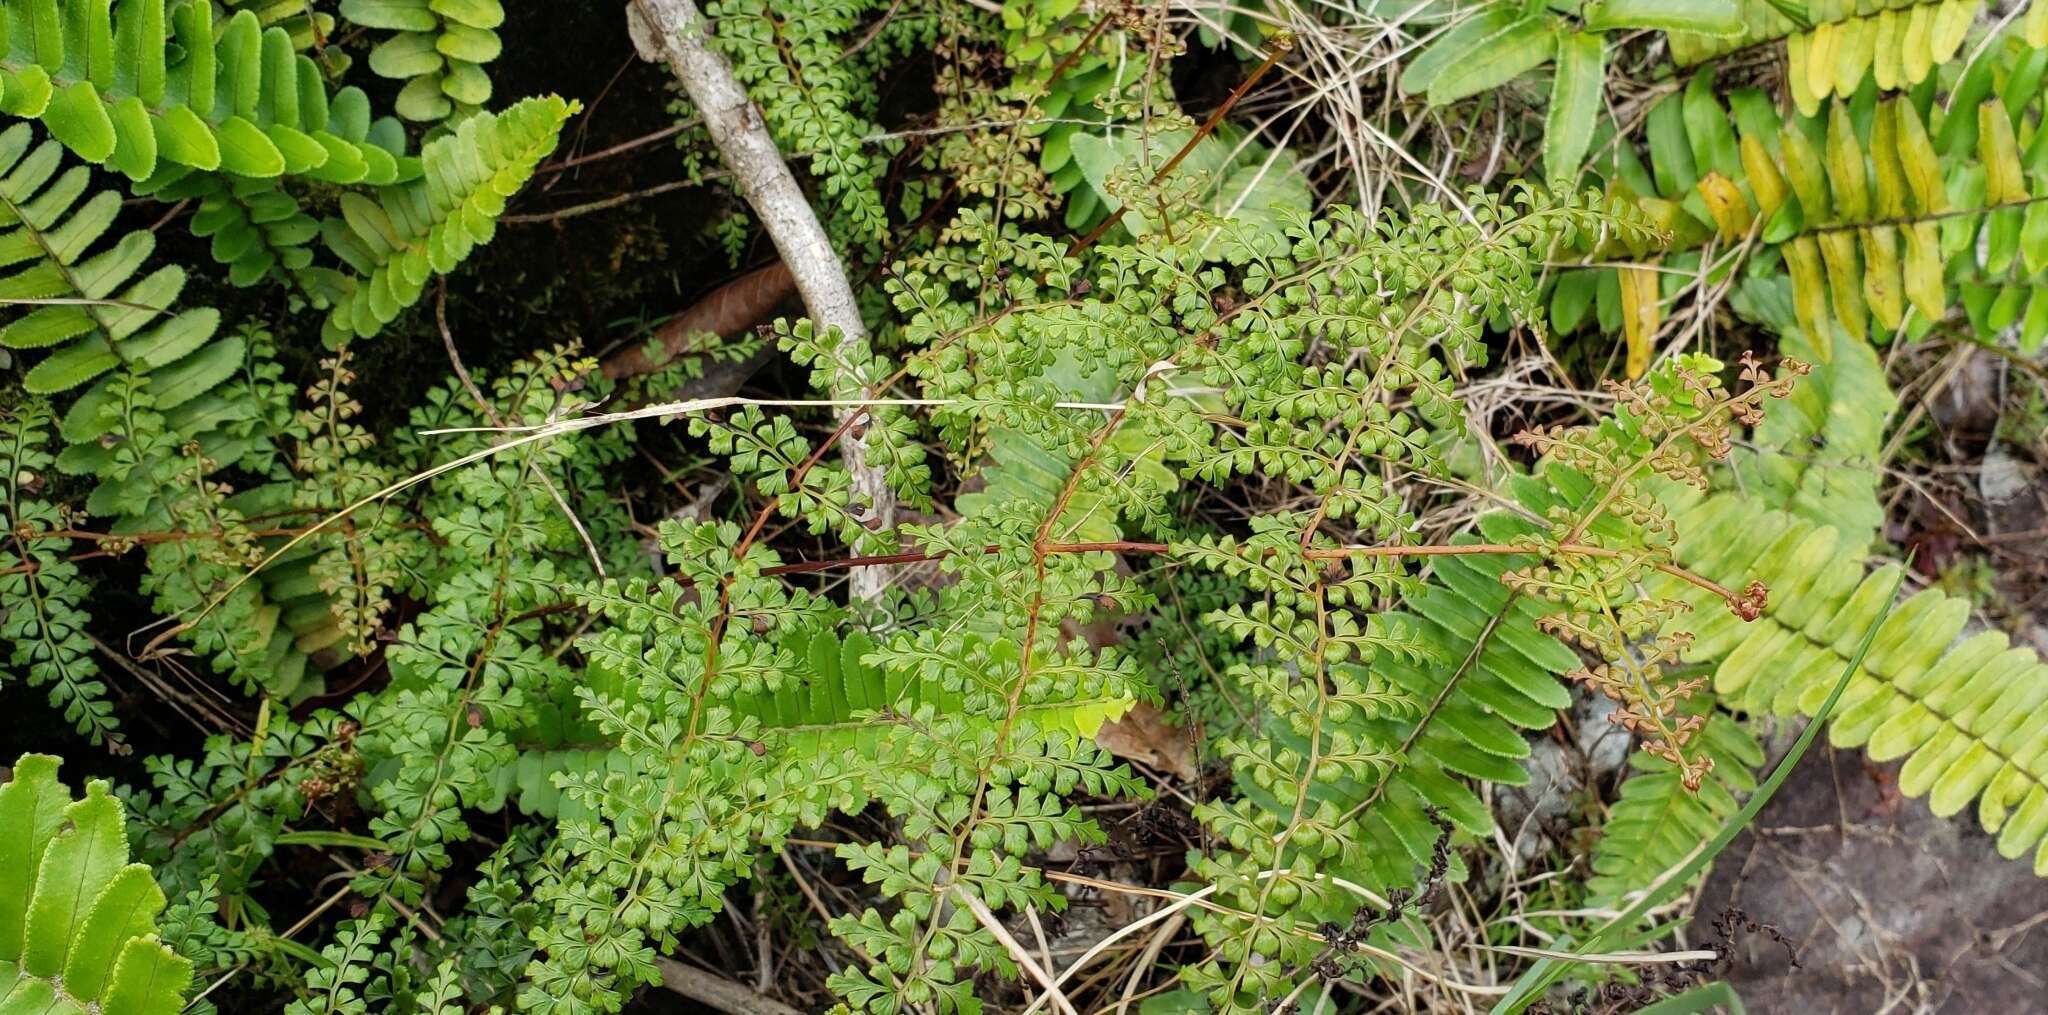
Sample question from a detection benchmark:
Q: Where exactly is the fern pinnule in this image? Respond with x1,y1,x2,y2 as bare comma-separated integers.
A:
1657,495,2048,875
0,0,413,183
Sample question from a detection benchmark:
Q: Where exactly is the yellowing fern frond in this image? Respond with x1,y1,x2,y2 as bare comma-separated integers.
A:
1659,494,2048,875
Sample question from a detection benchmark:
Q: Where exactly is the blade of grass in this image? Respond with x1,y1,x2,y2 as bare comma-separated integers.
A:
1489,567,1905,1012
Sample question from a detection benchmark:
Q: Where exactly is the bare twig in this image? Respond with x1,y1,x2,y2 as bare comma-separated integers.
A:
601,261,795,379
655,957,803,1015
500,177,710,224
536,120,696,175
626,0,895,600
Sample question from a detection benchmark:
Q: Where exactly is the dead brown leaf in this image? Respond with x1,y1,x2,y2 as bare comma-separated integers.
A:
1095,702,1198,782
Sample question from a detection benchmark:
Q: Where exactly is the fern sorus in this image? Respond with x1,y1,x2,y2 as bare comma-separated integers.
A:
1,753,193,1015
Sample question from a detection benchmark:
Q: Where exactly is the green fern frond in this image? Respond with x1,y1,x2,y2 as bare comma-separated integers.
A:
1718,277,1893,549
136,171,321,290
748,626,1134,747
1183,508,1581,1005
0,405,119,743
1572,57,2048,353
1,753,193,1015
0,122,227,398
1659,494,2048,875
0,120,274,523
1586,710,1763,907
953,352,1179,543
707,0,890,244
506,625,1136,820
320,94,574,343
0,0,413,183
340,0,502,123
1665,0,1979,110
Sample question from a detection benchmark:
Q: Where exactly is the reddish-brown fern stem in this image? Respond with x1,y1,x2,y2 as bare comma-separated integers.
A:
22,525,330,543
1065,34,1294,257
983,11,1116,250
682,299,1033,724
757,539,1749,612
684,408,858,737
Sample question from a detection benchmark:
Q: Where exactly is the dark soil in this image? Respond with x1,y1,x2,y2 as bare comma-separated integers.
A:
1698,742,2048,1012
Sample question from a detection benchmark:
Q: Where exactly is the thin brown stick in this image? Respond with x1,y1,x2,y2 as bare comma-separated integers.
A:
535,121,696,175
501,178,710,225
655,957,803,1015
1066,35,1295,257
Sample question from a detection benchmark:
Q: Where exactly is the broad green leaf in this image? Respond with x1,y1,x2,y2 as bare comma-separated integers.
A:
115,0,169,106
1646,93,1698,197
44,82,116,163
214,116,285,176
151,106,220,169
0,756,67,963
1582,0,1742,35
370,31,445,78
1544,33,1604,190
22,337,118,393
60,865,165,1002
1681,70,1739,180
0,66,54,119
145,334,244,409
441,59,491,105
341,0,439,31
435,23,501,63
265,124,329,174
1400,8,1522,97
396,74,454,122
22,785,127,977
217,11,264,119
1426,17,1557,105
1550,269,1597,332
120,308,219,369
99,937,191,1015
430,0,505,29
106,95,157,180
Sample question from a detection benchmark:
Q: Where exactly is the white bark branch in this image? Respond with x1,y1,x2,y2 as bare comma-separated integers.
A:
626,0,895,600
